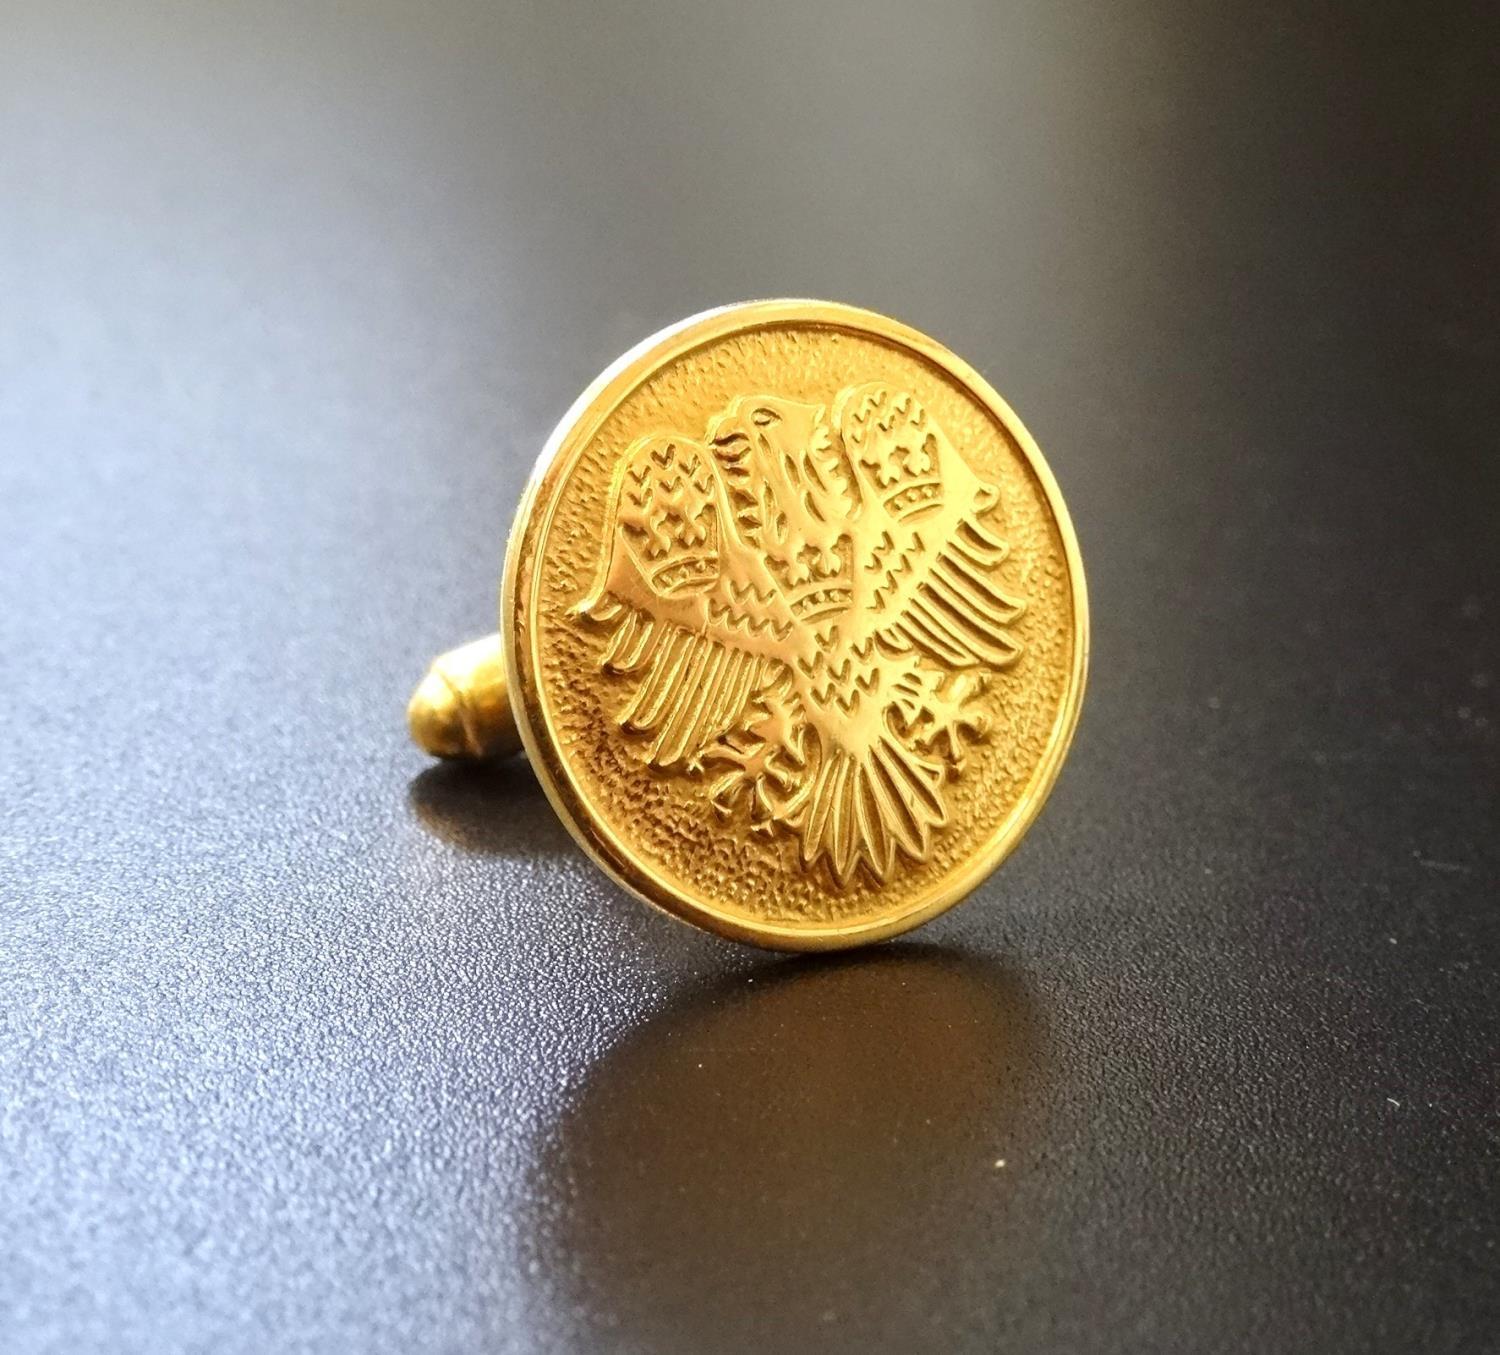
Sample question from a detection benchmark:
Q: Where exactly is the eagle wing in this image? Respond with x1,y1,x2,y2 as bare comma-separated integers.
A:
836,384,1025,670
590,606,780,768
879,518,1025,669
576,433,790,768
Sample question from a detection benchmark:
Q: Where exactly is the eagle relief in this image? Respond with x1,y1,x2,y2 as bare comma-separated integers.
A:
574,383,1026,887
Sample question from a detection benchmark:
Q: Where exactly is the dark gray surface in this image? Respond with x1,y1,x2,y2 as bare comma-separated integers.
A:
3,2,1498,1352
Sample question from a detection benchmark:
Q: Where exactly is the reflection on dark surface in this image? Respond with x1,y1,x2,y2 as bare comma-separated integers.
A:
407,759,571,857
523,947,1042,1352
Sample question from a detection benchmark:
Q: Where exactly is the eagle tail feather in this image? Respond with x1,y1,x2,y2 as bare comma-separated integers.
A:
799,734,947,884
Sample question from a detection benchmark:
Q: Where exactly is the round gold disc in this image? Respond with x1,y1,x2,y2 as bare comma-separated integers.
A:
503,300,1088,950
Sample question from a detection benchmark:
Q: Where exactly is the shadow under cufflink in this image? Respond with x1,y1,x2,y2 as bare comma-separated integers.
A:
407,759,574,859
520,945,1044,1351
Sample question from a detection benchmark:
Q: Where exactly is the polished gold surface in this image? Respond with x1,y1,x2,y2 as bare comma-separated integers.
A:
478,300,1089,950
407,634,520,760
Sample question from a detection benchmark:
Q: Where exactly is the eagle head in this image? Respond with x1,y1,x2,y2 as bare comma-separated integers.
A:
706,395,856,623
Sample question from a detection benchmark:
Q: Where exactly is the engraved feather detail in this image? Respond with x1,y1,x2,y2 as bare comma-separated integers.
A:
575,385,1025,886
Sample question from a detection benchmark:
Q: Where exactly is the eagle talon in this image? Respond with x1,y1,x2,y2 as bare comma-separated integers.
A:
910,672,990,767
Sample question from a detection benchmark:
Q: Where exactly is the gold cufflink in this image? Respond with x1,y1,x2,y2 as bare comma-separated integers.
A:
409,300,1088,950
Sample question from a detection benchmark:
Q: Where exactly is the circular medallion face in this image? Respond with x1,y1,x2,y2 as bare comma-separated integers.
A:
504,301,1087,950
